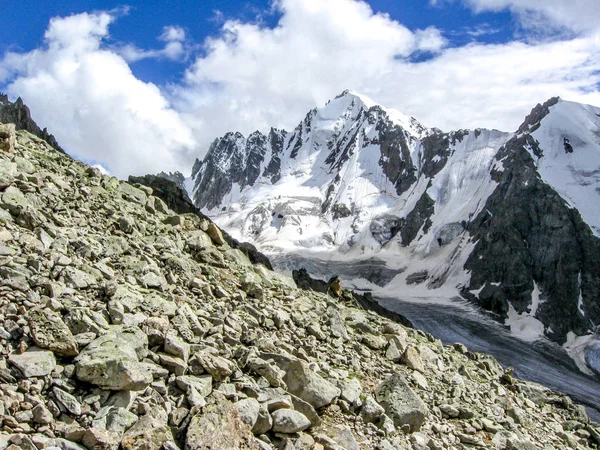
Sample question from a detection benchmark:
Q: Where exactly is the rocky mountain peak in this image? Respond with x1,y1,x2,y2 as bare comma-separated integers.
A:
0,94,64,154
1,121,599,449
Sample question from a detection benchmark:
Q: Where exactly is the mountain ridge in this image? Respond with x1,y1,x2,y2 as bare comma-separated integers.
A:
189,91,600,366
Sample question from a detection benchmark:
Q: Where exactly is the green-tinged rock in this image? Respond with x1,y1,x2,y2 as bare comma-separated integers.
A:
8,347,56,377
74,326,154,390
28,308,79,356
375,373,429,432
185,397,259,450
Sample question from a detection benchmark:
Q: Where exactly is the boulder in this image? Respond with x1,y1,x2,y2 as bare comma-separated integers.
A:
121,407,174,450
74,326,154,390
28,308,79,356
264,353,340,409
8,347,56,377
271,409,311,434
234,398,260,428
0,123,16,152
185,397,259,450
375,374,428,432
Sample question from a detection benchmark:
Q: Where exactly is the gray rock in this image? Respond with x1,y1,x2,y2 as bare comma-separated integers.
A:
0,122,16,152
338,377,362,406
176,375,213,398
194,351,237,382
252,404,273,435
206,223,226,246
360,395,385,424
0,159,17,189
93,406,138,432
375,373,428,432
32,404,54,424
334,429,360,450
9,347,56,377
28,308,79,356
401,345,425,372
271,409,311,434
53,387,82,416
234,398,260,428
121,406,174,450
185,397,259,449
266,353,341,409
74,326,154,390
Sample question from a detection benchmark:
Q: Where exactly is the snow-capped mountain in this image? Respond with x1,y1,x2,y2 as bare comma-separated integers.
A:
190,91,600,360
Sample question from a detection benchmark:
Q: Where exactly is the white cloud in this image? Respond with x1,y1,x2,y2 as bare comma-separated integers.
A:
160,26,186,42
462,0,600,35
173,0,600,135
1,1,600,180
115,25,188,62
0,12,195,178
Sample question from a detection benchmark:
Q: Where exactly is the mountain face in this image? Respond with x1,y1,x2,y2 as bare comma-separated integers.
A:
190,91,600,352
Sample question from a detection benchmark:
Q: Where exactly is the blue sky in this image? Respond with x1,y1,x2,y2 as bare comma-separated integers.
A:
1,0,599,177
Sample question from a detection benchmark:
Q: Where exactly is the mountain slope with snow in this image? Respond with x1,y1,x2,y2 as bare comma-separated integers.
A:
190,91,600,361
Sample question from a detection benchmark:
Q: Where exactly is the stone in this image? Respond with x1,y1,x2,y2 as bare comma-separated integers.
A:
234,398,260,428
93,406,138,433
176,375,213,398
401,346,425,373
360,395,385,424
338,377,362,406
265,353,341,409
206,222,226,246
385,338,403,362
0,123,16,152
82,428,120,450
9,347,56,377
0,159,17,189
194,351,237,382
185,397,259,450
252,404,273,435
334,429,360,450
164,333,190,362
53,387,82,416
74,326,154,390
32,404,54,424
28,308,79,356
270,409,311,434
375,374,428,432
121,407,174,450
362,333,387,350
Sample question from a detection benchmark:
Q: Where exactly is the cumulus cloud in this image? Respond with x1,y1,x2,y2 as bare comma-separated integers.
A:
1,0,600,180
116,25,188,62
0,12,195,178
173,0,600,135
461,0,600,35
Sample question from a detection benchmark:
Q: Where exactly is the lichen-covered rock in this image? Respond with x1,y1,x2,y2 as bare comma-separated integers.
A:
271,409,311,433
0,122,16,152
375,374,428,432
265,353,341,409
185,397,259,450
8,347,56,377
28,308,79,356
74,326,154,390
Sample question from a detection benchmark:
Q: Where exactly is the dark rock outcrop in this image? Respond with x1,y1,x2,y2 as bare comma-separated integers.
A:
0,93,64,154
464,132,600,342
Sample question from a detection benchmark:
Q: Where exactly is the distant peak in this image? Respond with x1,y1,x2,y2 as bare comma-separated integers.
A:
332,89,377,108
517,96,561,135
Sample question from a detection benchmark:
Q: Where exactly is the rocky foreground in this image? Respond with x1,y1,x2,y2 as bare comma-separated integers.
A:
0,122,598,450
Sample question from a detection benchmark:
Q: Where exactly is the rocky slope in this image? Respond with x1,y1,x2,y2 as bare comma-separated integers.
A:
189,91,600,354
2,124,600,449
